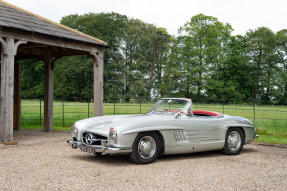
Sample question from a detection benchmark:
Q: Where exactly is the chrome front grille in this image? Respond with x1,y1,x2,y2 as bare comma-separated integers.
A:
82,132,107,145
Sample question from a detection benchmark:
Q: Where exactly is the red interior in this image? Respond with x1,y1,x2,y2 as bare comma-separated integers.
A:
171,109,223,117
192,110,223,117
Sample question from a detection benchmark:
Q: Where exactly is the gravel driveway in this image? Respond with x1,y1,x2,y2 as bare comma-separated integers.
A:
0,130,286,191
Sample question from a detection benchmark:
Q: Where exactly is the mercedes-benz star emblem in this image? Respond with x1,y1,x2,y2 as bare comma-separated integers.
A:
86,133,93,145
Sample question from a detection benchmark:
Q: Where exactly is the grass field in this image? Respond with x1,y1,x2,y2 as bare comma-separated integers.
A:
20,99,287,145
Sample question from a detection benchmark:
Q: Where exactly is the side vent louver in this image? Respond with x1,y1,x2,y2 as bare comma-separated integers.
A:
174,131,187,142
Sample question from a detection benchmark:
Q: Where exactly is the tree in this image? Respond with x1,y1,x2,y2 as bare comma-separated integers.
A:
60,12,128,100
161,37,184,97
222,35,254,102
60,13,171,101
177,14,233,101
19,12,287,105
147,28,171,98
276,29,287,104
245,27,279,103
20,59,44,98
54,56,93,100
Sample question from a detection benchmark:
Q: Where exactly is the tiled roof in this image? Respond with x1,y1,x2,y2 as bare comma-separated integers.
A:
0,0,107,47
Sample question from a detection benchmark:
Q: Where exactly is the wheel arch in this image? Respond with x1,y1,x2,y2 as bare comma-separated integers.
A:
226,126,246,145
135,130,165,154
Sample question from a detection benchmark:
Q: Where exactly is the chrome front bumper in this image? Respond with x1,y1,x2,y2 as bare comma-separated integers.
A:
67,140,132,155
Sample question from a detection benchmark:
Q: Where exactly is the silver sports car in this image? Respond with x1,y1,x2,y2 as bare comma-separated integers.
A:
67,98,258,164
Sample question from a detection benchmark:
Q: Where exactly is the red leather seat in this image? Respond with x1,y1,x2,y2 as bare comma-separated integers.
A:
193,110,223,117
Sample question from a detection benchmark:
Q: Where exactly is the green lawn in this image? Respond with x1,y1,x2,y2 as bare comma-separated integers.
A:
20,99,287,145
254,135,287,145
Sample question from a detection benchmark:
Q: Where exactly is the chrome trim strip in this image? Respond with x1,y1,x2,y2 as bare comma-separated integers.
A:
67,140,132,154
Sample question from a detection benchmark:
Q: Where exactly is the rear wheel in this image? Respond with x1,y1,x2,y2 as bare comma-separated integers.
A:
129,132,161,164
222,128,244,155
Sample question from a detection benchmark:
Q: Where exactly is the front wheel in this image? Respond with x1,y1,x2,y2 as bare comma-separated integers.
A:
129,132,161,164
222,128,244,155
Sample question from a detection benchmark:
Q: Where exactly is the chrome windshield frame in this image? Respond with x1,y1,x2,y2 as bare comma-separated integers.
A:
148,98,192,115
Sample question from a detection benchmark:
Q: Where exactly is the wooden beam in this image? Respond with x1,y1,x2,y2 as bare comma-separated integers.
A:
0,47,1,106
92,51,104,116
13,62,21,130
0,28,104,53
43,52,55,132
17,46,89,58
0,37,26,143
16,54,42,60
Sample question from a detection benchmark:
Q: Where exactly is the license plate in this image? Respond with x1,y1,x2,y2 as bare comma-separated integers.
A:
86,147,94,153
80,146,87,152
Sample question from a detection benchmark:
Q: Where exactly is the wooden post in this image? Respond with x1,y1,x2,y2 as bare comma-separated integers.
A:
0,37,26,143
13,62,21,130
43,53,55,132
91,51,104,116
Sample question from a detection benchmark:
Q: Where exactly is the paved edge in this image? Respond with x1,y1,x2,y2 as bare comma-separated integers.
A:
252,142,287,149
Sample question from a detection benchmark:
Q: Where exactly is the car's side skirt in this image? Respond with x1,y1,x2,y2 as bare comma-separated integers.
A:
164,141,225,155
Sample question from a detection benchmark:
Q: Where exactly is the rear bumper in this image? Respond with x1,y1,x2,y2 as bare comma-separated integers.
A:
67,140,132,155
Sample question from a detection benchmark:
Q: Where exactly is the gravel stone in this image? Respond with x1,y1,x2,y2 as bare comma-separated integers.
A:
0,130,286,191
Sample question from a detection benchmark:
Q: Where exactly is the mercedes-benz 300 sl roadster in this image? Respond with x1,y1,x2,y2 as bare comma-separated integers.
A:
67,98,258,164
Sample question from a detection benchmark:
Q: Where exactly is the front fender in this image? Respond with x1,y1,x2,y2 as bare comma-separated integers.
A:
224,124,255,144
121,126,184,135
117,126,183,148
224,123,254,130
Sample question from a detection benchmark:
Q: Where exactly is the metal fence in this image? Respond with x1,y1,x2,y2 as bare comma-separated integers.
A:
20,99,287,131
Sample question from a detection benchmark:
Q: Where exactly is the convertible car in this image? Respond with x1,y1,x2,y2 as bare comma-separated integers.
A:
67,98,258,164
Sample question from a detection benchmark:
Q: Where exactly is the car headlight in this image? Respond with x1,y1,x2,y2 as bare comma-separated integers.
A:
109,127,117,145
71,124,78,138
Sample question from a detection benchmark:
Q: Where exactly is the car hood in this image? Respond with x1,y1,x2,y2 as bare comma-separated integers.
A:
75,115,136,136
75,114,177,137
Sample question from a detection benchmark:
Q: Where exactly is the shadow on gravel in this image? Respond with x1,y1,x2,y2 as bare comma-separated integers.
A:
240,147,258,154
159,146,258,161
71,154,134,166
158,150,221,162
70,151,221,165
70,147,257,165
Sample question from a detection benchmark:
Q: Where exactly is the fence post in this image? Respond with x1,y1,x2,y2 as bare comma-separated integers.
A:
253,102,256,121
88,102,90,118
40,98,42,126
62,99,64,127
113,99,116,115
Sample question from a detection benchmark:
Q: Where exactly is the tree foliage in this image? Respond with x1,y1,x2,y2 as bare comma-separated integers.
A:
19,13,287,104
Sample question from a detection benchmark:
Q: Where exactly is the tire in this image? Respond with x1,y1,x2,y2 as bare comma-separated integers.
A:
222,128,244,155
129,132,162,164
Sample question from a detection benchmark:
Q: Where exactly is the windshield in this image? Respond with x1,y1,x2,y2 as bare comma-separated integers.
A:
149,99,191,114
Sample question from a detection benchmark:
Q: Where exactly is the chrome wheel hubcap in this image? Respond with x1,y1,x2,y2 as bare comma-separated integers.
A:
138,136,156,159
227,131,241,151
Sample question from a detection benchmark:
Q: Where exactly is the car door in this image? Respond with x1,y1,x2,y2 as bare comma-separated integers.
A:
184,116,225,144
171,115,226,153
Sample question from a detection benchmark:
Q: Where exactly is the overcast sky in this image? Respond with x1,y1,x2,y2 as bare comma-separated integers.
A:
5,0,287,36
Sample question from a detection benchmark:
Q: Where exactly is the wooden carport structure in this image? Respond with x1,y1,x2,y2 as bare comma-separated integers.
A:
0,0,107,143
